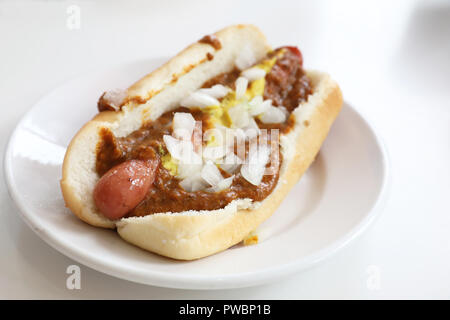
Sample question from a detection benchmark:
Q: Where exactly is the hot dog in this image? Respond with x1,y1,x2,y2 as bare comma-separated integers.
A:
60,25,343,260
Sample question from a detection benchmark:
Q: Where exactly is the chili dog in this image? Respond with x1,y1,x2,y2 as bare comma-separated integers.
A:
60,25,343,260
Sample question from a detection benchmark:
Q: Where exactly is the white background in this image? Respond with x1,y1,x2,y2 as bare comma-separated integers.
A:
1,0,449,299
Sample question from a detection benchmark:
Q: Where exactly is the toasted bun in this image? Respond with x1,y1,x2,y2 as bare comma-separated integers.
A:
61,24,343,259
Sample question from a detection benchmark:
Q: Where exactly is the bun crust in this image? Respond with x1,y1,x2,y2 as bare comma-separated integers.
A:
60,25,343,260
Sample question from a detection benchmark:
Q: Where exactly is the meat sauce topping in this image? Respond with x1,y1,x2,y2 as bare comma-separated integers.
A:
198,34,222,50
96,47,312,217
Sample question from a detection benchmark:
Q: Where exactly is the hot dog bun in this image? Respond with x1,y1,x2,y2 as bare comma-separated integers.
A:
60,24,343,260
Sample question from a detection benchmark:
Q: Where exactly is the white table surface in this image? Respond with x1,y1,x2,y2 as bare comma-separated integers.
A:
1,0,449,299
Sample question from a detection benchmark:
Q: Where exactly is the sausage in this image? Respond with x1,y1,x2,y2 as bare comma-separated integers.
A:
97,89,127,112
93,159,159,220
283,46,303,66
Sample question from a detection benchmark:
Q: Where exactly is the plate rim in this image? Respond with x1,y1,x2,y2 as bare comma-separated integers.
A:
3,65,390,290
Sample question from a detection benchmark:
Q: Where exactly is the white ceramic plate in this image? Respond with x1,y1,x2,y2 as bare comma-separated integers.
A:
4,58,389,290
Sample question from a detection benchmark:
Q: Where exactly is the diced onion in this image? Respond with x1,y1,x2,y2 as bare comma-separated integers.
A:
240,145,270,186
232,127,246,141
206,175,234,193
179,173,208,192
163,135,181,158
202,145,228,160
228,103,250,128
235,45,256,70
220,153,242,174
197,85,231,99
181,92,220,108
173,112,195,140
259,106,287,124
177,162,202,180
201,161,224,186
163,135,194,161
242,67,266,81
235,77,248,100
243,117,260,140
256,144,271,165
177,152,203,179
249,95,263,106
279,106,289,118
249,97,271,116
